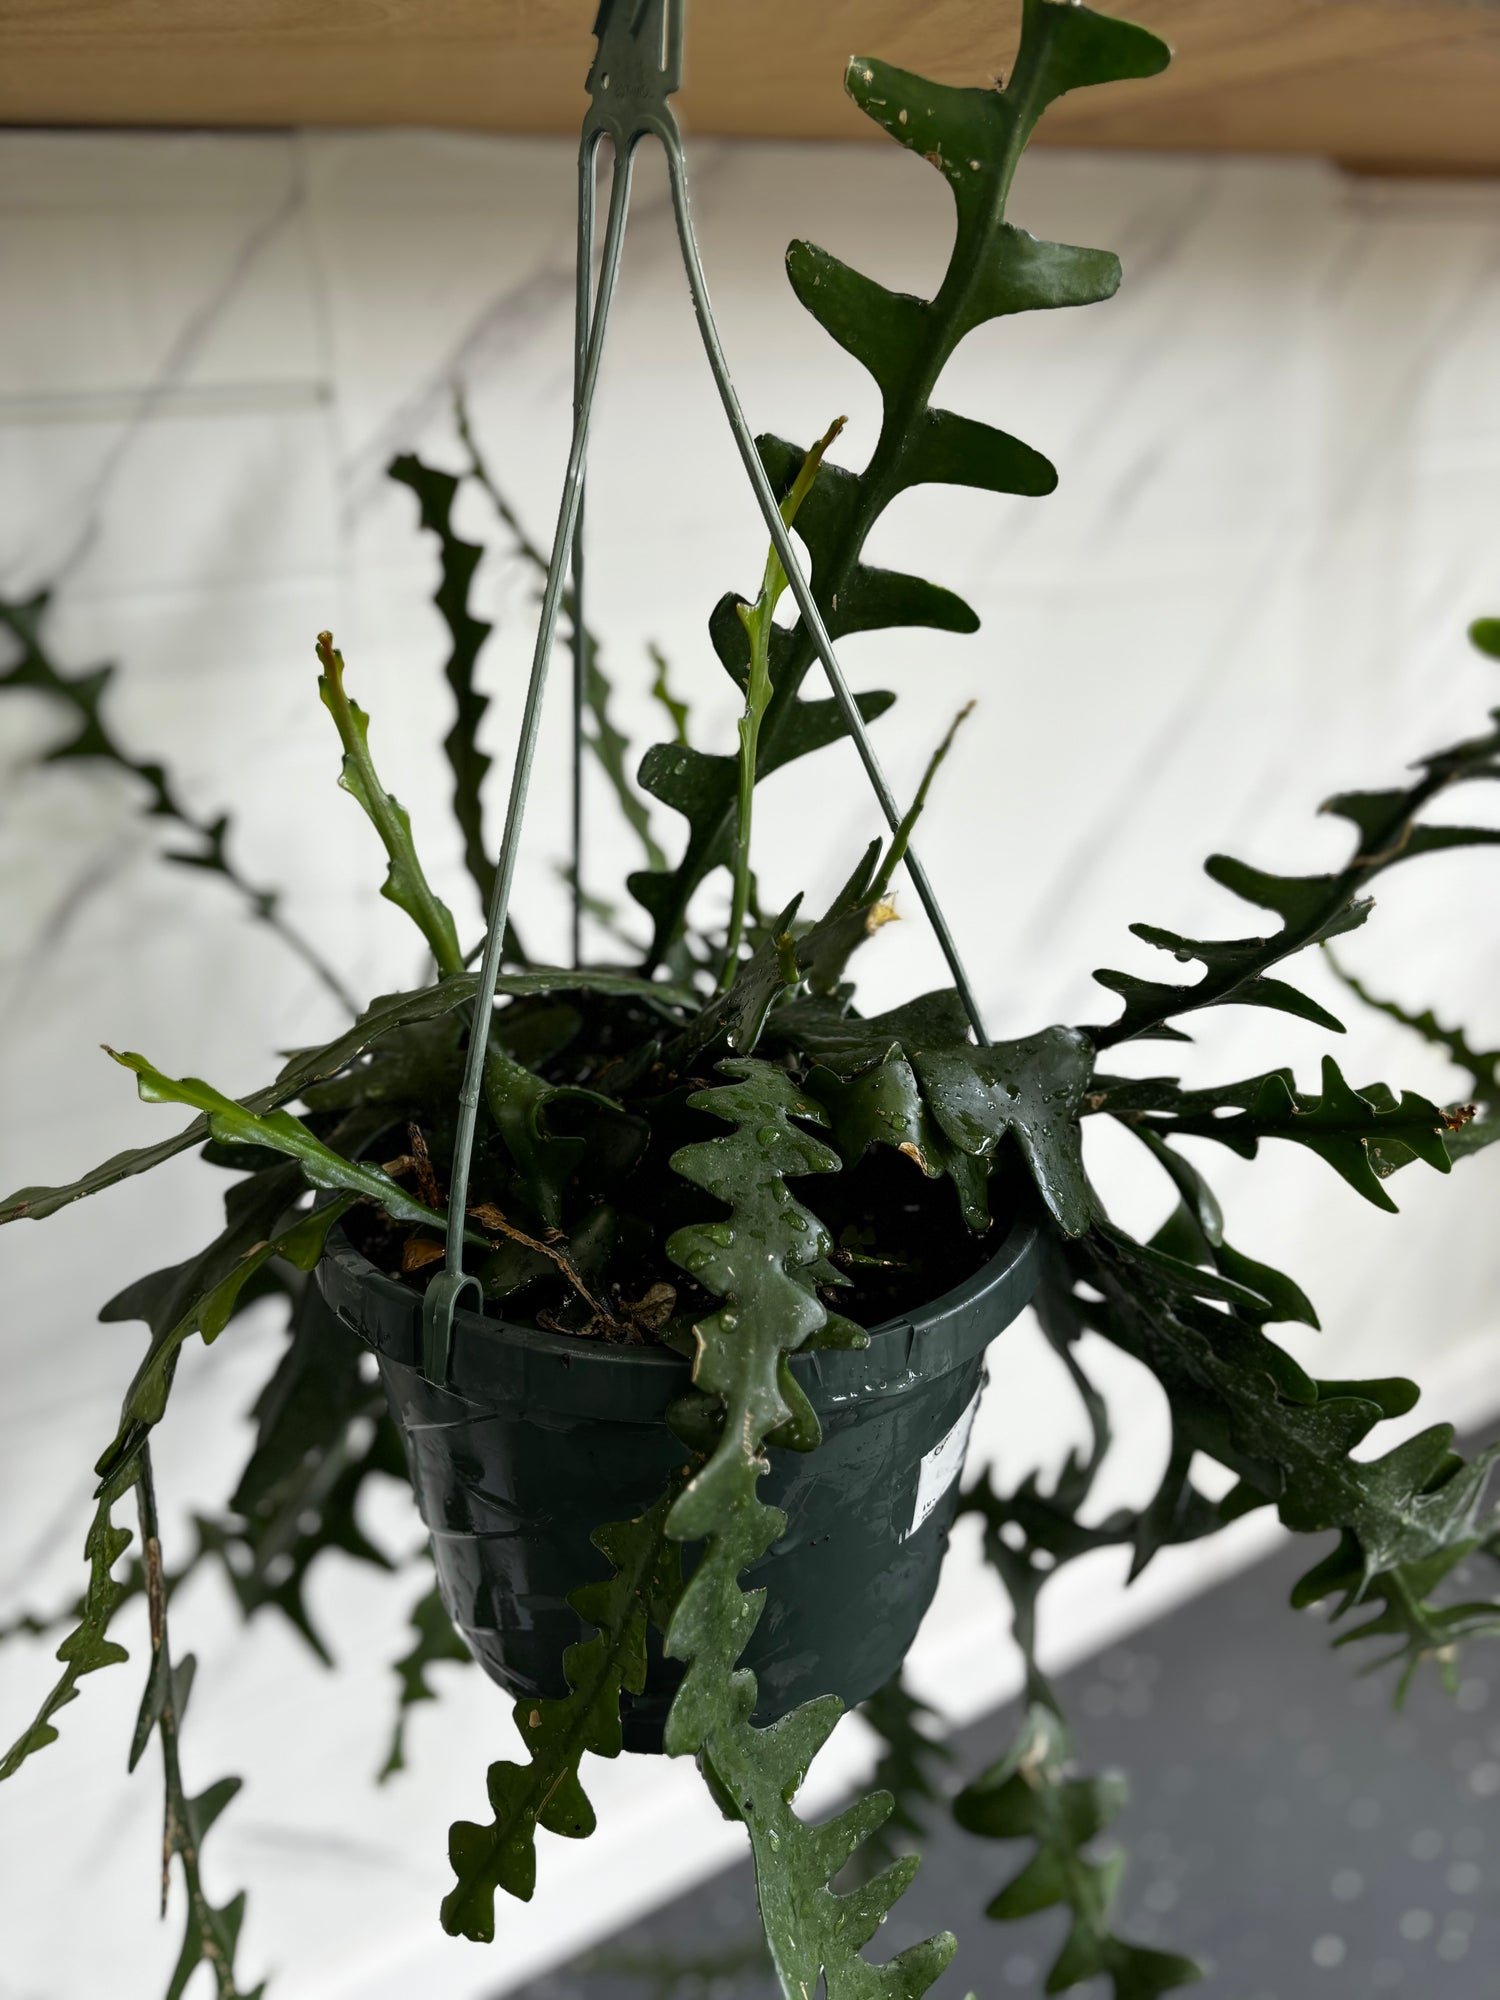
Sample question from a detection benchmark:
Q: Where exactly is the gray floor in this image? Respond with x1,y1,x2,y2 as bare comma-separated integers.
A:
510,1522,1500,2000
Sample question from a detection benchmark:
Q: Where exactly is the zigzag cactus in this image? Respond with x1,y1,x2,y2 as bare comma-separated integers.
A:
631,1,1170,960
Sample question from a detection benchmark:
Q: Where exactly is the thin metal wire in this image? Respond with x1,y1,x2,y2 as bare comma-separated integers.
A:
569,137,600,970
425,0,987,1374
661,148,990,1047
423,142,639,1378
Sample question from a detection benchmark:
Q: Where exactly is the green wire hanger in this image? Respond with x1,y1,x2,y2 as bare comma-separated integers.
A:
423,0,989,1384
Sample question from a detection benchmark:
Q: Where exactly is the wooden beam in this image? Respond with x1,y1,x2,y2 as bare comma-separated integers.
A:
2,1,1498,173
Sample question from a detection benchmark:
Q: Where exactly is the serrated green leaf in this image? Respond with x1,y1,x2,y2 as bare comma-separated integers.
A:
1008,0,1173,117
1,968,688,1228
1130,1433,1245,1579
847,0,1168,193
809,1056,989,1230
481,1037,639,1231
95,1158,362,1488
635,5,1164,968
795,840,886,1001
1300,1527,1500,1700
1096,695,1500,1045
774,991,1093,1232
897,406,1057,498
1099,1222,1275,1314
1,1473,135,1780
721,420,849,986
208,1276,401,1661
907,1025,1095,1235
955,1703,1198,2000
649,639,692,744
854,1676,955,1883
1072,1226,1500,1664
380,1581,473,1782
129,1453,265,2000
1338,974,1498,1097
107,1049,467,1237
627,689,893,944
833,563,978,639
388,452,499,909
784,242,925,400
442,1483,684,1935
664,1062,838,1548
1140,1056,1456,1210
662,900,804,1076
1136,1130,1320,1329
659,1058,956,2000
164,1887,260,2000
957,1262,1228,1992
1,593,355,1011
317,632,465,978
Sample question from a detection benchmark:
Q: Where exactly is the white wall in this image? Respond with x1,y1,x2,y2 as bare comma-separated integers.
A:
1,123,1498,2000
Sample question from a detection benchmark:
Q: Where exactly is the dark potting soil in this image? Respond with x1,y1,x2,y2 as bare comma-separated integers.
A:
791,1141,1014,1327
344,1105,1009,1344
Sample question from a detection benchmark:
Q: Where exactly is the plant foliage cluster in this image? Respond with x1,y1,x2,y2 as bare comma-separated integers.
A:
3,5,1499,1997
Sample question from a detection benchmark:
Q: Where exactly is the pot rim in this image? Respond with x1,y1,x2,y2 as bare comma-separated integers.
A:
319,1206,1041,1418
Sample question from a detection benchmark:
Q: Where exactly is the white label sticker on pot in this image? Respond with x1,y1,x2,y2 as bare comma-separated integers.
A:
905,1389,981,1540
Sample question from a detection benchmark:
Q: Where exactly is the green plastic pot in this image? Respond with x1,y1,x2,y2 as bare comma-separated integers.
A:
317,1213,1039,1751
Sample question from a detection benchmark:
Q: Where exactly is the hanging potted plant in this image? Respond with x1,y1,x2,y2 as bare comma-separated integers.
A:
4,2,1499,1995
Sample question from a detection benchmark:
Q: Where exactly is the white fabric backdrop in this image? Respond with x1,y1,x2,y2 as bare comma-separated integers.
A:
1,125,1498,2000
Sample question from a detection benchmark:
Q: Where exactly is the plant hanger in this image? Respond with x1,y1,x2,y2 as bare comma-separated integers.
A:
10,5,1500,1991
425,0,991,1382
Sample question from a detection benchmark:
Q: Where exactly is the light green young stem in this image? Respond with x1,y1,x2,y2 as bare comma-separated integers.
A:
719,418,845,991
870,701,976,902
316,632,465,980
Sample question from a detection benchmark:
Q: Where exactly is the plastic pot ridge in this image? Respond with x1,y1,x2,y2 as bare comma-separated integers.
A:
318,1212,1039,1751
